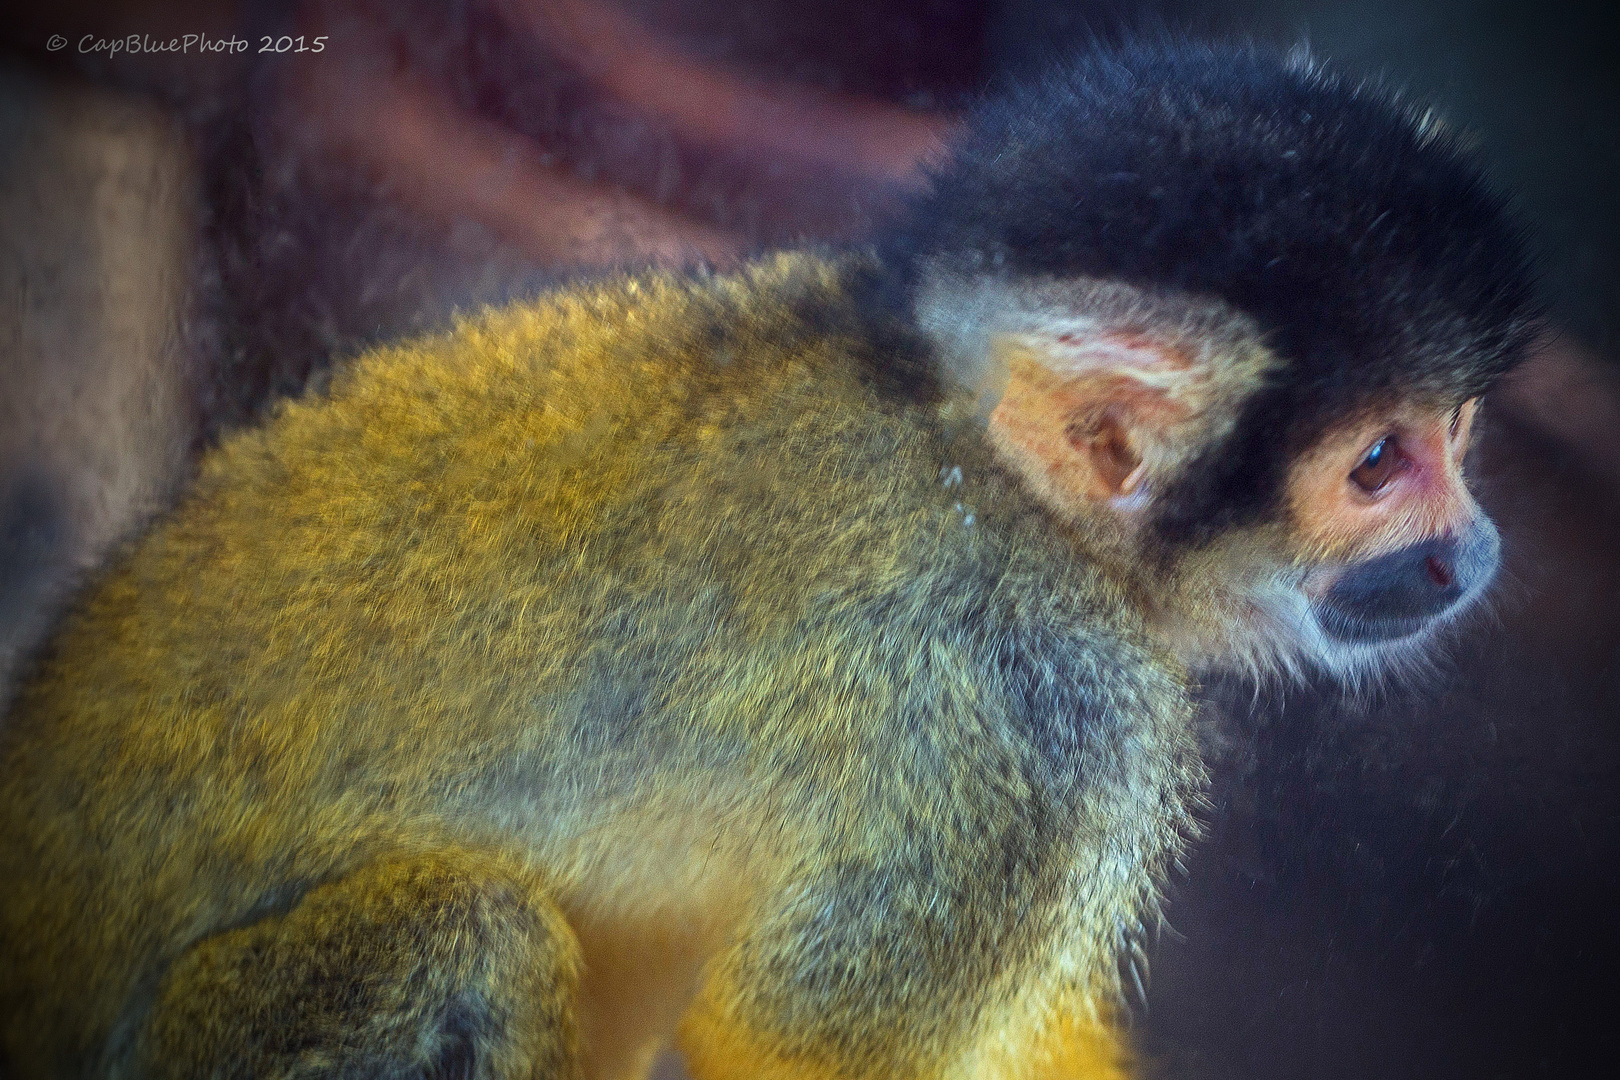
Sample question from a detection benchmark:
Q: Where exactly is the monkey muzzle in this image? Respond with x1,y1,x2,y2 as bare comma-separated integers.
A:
1312,520,1501,643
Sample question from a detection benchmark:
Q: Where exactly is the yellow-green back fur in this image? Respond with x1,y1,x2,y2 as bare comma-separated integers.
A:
0,254,1199,1077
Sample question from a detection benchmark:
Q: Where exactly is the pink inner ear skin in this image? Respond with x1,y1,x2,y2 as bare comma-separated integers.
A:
986,344,1197,513
1066,407,1141,495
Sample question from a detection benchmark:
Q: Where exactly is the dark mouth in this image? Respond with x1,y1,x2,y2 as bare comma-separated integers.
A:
1313,604,1439,644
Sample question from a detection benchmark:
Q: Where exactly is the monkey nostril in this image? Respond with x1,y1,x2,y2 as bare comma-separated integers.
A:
1426,555,1455,589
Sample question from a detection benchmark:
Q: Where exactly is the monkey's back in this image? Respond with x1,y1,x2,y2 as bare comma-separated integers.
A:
0,253,1194,1072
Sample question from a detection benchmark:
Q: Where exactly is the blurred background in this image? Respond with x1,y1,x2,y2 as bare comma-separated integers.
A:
2,2,1616,1077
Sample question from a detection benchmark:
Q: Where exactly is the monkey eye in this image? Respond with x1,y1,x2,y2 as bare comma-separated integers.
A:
1350,436,1401,494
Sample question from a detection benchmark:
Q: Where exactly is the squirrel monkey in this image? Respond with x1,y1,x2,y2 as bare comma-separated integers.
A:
0,42,1537,1080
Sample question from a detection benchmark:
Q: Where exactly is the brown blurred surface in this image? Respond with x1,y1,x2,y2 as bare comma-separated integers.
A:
0,62,200,695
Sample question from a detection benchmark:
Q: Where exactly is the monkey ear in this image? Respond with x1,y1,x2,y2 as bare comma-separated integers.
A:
982,332,1206,517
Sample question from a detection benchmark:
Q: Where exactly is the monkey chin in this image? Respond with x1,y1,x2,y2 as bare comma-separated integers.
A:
1298,581,1501,693
1303,605,1466,691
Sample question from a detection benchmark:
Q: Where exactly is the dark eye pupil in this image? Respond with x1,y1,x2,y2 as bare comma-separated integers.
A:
1350,436,1398,493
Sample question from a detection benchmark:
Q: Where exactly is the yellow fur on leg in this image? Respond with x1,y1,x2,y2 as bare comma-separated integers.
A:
138,850,584,1080
677,981,1134,1080
956,1002,1135,1080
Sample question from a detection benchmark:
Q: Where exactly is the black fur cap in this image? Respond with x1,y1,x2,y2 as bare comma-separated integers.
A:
883,40,1542,545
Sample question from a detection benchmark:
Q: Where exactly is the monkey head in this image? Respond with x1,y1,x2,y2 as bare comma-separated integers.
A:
893,42,1541,680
